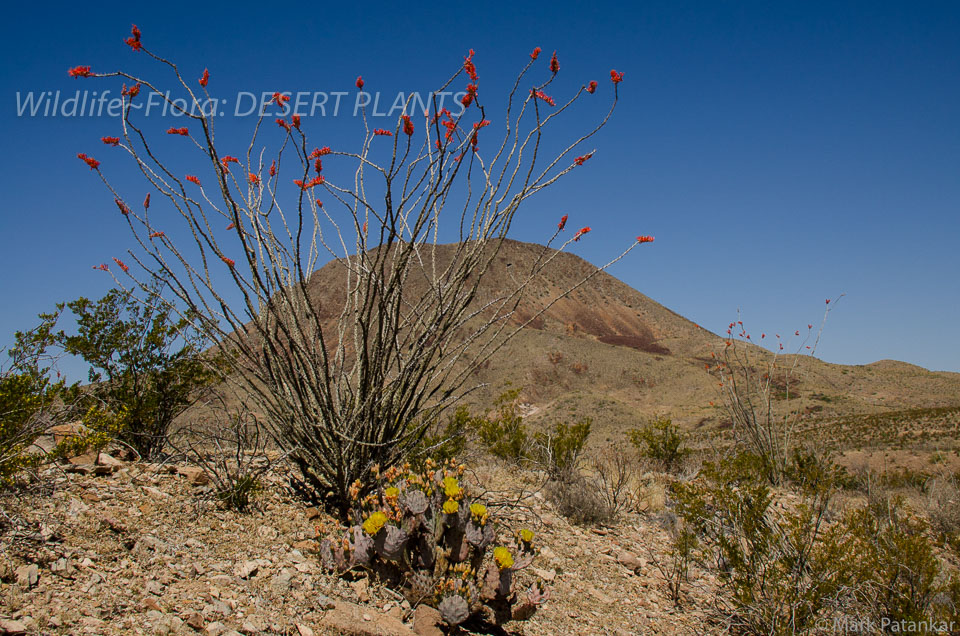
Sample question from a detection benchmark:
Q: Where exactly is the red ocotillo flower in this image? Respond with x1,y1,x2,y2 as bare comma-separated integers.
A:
318,146,332,156
574,153,593,166
610,69,624,84
125,24,142,51
101,136,120,146
292,114,301,129
373,128,393,136
825,299,831,304
199,68,210,87
356,76,364,90
269,160,277,177
573,226,591,241
149,231,165,238
185,175,201,186
115,198,131,215
220,156,240,172
68,65,92,78
531,90,554,106
550,51,559,74
636,235,655,243
112,257,129,272
226,222,235,230
314,158,323,174
272,92,290,107
166,127,189,136
77,153,100,170
248,173,260,185
461,84,478,108
93,263,109,272
464,49,478,82
362,221,368,234
315,200,323,207
143,193,151,210
586,80,598,94
530,47,541,60
402,115,414,136
558,215,568,231
221,256,235,268
121,83,141,98
276,118,291,131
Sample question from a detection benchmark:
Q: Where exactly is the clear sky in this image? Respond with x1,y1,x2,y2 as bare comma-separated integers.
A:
1,1,958,376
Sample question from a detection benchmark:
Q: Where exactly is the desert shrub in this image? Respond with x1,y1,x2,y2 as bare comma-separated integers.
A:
0,318,124,486
73,28,648,512
589,446,636,518
318,458,548,627
545,468,616,526
531,418,591,477
474,389,528,463
672,452,856,634
629,417,689,472
56,283,224,460
168,395,275,512
652,511,699,606
409,405,473,468
925,474,960,547
710,305,840,485
845,493,956,625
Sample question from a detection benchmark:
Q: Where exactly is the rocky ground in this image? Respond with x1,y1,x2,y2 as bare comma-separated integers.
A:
0,450,719,636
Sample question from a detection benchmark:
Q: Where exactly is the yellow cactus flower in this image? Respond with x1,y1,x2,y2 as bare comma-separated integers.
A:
519,528,534,544
384,487,399,499
493,546,514,570
469,503,487,521
362,511,388,536
443,476,462,498
443,498,460,514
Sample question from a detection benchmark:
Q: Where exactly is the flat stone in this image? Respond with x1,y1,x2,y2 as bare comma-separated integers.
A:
15,564,39,588
233,560,260,579
0,619,27,635
413,604,444,636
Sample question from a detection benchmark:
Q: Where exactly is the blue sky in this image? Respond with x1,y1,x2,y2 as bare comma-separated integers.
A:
1,1,958,376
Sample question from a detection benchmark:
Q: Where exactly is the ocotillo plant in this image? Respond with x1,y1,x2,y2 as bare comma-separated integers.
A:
71,27,654,511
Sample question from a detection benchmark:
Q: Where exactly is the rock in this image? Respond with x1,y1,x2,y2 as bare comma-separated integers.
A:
350,577,370,602
617,551,645,573
588,588,615,604
97,452,124,467
142,486,169,499
295,625,314,636
204,622,227,635
0,619,27,635
68,451,100,466
315,593,336,611
153,615,183,635
144,597,163,612
185,612,205,631
319,601,416,635
240,618,265,634
50,557,73,577
233,560,260,579
304,507,322,520
177,466,210,486
51,421,87,444
532,567,556,582
413,604,444,636
145,580,165,595
15,564,39,588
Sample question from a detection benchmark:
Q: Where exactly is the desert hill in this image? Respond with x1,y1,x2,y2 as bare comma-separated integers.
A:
297,239,960,440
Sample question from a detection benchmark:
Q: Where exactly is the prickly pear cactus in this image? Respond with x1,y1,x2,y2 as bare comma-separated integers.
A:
317,458,548,626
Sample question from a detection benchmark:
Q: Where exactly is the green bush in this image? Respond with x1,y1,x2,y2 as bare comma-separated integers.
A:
56,283,225,460
319,458,547,627
672,452,855,634
474,388,528,462
532,418,591,477
629,417,689,471
410,405,472,467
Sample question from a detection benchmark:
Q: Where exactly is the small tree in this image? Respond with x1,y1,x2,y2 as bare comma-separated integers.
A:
70,29,653,511
629,417,689,472
57,283,222,460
